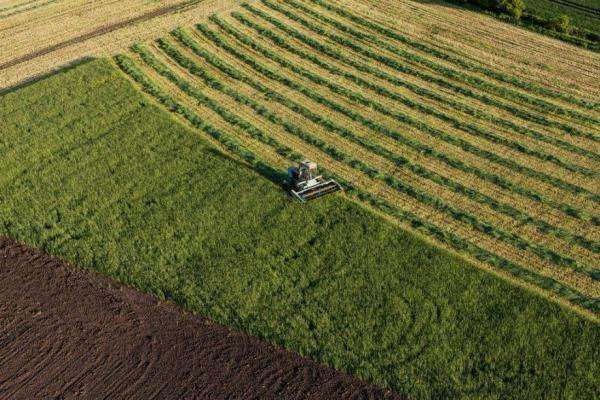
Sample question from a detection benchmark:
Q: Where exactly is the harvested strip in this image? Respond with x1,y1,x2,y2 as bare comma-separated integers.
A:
308,0,600,110
229,11,599,164
285,0,600,120
256,0,600,139
214,14,595,178
0,237,402,400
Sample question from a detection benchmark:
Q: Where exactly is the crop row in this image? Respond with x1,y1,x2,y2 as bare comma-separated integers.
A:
307,0,600,111
160,34,599,255
278,0,600,125
230,11,599,164
115,52,599,314
223,13,595,177
252,1,600,141
197,22,599,217
148,34,598,278
114,54,291,182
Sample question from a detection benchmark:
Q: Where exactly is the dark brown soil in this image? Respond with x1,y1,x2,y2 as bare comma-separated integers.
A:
0,237,403,400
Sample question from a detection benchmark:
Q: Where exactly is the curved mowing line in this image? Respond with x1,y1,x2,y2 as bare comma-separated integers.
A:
255,0,600,141
284,0,600,124
158,35,599,255
161,31,599,278
308,0,600,110
223,13,597,178
230,11,600,164
183,27,597,224
198,20,599,203
115,53,600,315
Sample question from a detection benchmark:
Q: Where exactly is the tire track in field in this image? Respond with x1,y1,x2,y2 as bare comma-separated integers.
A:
0,0,200,71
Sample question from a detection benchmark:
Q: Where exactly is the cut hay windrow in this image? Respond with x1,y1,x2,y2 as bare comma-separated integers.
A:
229,11,599,163
278,0,600,122
157,35,600,255
308,0,600,111
144,36,599,279
217,13,595,178
252,1,600,141
196,23,600,211
176,28,596,225
114,53,600,315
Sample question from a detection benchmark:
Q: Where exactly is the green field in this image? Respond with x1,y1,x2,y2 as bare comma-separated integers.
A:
525,0,600,34
1,59,598,399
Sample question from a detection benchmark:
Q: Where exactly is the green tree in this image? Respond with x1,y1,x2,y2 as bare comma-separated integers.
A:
497,0,524,19
548,14,571,33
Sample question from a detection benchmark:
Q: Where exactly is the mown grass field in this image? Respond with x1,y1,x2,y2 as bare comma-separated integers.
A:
111,0,600,317
1,58,599,399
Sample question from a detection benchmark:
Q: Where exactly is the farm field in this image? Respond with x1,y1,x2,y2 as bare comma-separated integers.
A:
525,0,600,34
112,0,600,317
0,237,400,400
1,58,599,399
0,0,245,90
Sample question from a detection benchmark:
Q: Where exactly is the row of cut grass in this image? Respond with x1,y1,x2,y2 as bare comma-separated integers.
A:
308,0,600,109
253,1,600,139
116,53,600,315
282,0,600,123
219,13,596,178
193,23,599,220
230,10,599,164
153,33,598,279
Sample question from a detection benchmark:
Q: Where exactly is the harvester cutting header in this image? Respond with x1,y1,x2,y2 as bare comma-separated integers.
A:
287,160,342,202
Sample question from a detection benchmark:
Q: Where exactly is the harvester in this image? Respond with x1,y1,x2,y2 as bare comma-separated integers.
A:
287,160,342,202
